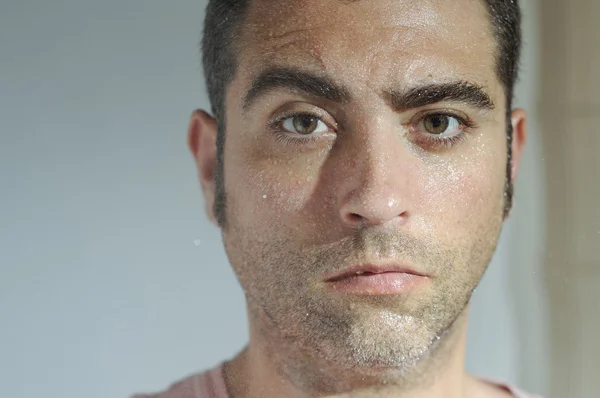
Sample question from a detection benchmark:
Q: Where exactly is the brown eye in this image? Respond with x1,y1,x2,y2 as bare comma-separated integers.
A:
281,114,329,135
423,114,451,135
292,115,318,135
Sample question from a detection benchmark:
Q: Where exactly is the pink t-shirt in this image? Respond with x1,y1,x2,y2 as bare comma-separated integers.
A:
133,364,542,398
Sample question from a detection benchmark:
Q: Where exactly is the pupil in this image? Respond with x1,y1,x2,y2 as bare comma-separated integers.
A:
425,115,449,134
294,115,317,134
300,116,314,127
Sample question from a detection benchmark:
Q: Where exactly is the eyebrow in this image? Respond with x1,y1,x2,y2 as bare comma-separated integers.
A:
384,81,495,111
242,67,351,112
242,66,495,113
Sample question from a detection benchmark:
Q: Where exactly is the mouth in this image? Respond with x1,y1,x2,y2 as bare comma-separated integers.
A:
324,264,428,282
323,264,429,296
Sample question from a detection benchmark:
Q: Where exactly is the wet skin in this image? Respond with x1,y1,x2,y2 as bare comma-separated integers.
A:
189,0,527,396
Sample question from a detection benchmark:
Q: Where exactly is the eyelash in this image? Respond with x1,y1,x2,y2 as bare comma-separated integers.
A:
411,111,476,150
269,111,476,150
269,112,329,148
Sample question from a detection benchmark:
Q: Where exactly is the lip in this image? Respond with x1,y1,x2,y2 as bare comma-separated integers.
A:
323,263,429,296
324,263,428,282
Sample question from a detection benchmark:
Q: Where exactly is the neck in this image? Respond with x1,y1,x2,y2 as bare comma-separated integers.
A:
224,307,475,398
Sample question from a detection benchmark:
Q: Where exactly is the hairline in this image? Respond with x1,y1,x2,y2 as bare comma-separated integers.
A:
205,0,519,227
217,0,516,124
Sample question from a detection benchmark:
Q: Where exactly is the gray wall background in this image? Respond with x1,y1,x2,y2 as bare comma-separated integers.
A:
0,1,548,397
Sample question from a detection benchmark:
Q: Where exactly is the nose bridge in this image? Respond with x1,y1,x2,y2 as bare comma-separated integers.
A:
337,124,412,226
360,133,398,189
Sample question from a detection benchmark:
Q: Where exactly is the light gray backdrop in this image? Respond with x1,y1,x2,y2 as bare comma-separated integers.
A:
0,1,548,397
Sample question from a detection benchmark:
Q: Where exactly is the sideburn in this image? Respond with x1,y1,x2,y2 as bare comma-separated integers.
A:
213,121,228,229
503,107,514,219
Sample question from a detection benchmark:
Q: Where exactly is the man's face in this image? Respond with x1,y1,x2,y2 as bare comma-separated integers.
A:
218,0,509,371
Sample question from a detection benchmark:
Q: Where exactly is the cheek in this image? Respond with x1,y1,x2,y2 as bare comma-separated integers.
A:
226,145,326,226
416,150,506,234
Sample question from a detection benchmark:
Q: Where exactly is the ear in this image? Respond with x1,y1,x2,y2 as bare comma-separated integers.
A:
509,108,527,183
188,109,219,226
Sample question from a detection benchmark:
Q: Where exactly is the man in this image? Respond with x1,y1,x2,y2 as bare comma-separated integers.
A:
135,0,542,396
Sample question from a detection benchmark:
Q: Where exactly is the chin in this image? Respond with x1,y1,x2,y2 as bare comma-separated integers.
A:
307,309,439,370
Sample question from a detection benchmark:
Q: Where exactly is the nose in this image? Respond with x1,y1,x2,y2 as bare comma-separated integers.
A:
336,130,413,228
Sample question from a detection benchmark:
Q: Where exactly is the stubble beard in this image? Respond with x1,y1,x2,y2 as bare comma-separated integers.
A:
216,122,510,390
221,207,504,392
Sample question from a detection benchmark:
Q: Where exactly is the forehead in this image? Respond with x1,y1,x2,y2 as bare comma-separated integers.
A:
236,0,500,98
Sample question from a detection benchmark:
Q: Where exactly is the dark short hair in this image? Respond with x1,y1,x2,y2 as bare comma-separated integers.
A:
201,0,522,227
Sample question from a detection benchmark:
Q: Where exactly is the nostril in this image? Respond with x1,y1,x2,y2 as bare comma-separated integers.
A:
347,213,364,223
349,213,361,220
344,210,409,227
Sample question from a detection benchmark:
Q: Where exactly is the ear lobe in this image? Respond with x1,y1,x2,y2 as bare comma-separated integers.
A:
187,109,219,225
510,108,528,183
